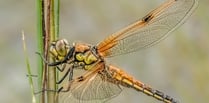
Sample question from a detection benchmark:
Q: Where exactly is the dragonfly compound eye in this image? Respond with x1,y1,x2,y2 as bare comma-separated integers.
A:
55,39,69,57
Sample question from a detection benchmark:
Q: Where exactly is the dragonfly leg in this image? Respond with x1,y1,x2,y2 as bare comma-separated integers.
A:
35,52,64,66
34,88,58,95
56,65,74,84
34,80,73,95
36,51,70,75
57,80,74,93
35,47,75,66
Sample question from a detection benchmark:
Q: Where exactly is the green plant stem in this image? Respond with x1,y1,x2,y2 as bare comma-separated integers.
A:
54,0,60,37
36,0,45,103
22,32,37,103
37,0,59,102
48,0,57,103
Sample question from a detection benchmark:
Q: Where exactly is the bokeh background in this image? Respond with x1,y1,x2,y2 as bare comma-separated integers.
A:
0,0,208,103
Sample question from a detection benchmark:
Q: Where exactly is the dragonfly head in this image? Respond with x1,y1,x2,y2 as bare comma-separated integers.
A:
49,39,71,61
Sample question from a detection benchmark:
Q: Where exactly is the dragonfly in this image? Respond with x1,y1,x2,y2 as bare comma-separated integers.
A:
41,0,198,103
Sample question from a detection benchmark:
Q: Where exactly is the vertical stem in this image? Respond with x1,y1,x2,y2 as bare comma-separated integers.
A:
36,0,45,103
43,0,50,102
37,0,59,102
22,32,37,103
54,0,60,38
48,0,57,103
54,0,60,102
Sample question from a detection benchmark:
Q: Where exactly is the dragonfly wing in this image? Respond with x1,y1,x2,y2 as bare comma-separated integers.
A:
97,0,198,57
59,63,123,103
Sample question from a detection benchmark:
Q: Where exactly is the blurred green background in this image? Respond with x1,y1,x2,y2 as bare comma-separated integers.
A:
0,0,208,103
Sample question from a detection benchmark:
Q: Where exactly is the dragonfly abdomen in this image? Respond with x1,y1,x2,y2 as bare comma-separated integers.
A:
108,65,178,103
133,83,178,103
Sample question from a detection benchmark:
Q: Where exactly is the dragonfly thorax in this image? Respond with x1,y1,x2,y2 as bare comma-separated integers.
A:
74,43,99,70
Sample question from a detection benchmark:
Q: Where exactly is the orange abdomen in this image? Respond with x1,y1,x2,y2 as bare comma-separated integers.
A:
108,65,178,103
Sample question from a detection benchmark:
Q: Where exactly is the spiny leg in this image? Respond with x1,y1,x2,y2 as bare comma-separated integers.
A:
35,52,65,66
56,65,74,84
35,52,74,93
35,46,75,66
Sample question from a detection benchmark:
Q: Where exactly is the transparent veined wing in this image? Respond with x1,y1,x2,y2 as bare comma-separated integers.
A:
97,0,198,57
59,62,123,103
